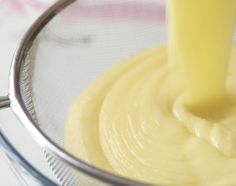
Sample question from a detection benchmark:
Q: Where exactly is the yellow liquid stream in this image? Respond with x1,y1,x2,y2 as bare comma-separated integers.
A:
65,1,236,185
169,0,236,107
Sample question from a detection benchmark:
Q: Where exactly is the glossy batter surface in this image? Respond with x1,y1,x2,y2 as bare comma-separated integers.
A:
65,46,236,186
65,1,236,185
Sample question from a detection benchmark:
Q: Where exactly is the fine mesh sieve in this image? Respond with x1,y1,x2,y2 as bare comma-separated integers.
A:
0,0,167,185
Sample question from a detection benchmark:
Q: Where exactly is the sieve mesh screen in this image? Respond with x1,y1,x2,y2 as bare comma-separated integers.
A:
17,0,166,185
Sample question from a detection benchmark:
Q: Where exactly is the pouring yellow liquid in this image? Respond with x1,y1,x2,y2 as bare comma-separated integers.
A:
169,0,236,107
65,1,236,185
170,0,236,157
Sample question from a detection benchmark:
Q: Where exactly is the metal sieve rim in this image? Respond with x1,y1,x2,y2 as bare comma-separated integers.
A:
6,0,155,185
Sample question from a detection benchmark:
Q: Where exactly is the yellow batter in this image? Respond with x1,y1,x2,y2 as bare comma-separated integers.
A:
65,0,236,185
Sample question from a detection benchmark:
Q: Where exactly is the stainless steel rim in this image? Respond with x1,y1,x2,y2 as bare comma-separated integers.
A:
0,130,58,186
0,96,10,109
8,0,155,185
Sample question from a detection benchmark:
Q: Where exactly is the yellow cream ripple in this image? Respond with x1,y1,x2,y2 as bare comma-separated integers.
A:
65,46,236,186
65,0,236,185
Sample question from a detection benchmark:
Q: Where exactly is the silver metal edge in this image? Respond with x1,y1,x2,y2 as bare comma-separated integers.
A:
0,130,58,186
8,0,156,186
0,96,10,109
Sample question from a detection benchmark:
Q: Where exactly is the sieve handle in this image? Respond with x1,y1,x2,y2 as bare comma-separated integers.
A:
0,96,10,109
0,130,58,186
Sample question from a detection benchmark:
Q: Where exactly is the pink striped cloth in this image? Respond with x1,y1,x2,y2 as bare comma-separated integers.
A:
2,0,165,22
63,2,165,22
